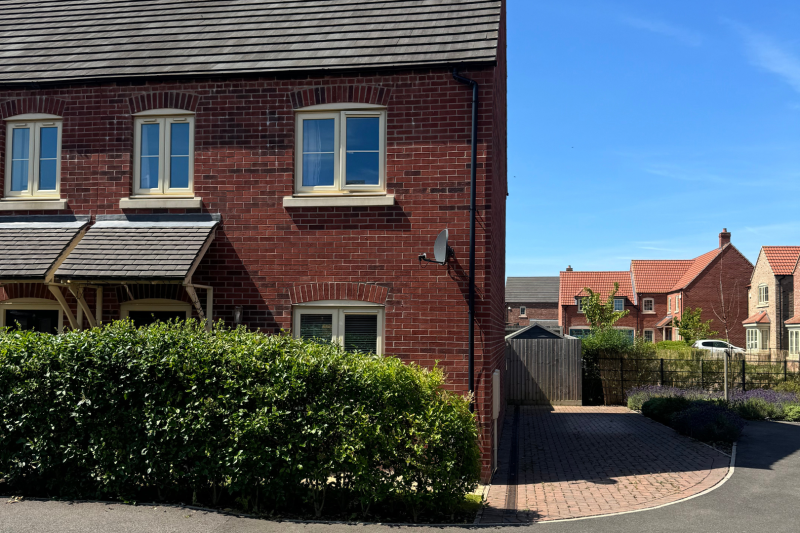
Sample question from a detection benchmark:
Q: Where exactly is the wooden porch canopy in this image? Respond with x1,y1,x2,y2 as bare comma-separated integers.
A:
53,214,220,330
0,215,91,329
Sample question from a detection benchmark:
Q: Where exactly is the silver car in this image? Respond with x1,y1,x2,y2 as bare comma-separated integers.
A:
692,339,745,355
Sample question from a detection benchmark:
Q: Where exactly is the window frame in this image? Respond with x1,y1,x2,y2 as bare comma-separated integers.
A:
294,105,387,195
790,328,800,355
576,297,585,313
292,300,384,355
643,329,654,343
668,297,672,313
4,114,63,199
613,298,625,312
642,298,654,313
519,306,527,317
758,284,769,307
0,298,64,333
120,299,192,321
569,327,592,339
132,109,195,197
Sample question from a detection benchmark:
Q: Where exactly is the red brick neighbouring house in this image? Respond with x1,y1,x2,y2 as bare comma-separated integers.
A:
560,230,753,346
505,276,560,327
0,1,507,480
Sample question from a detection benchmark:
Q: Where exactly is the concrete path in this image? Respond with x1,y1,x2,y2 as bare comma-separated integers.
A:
1,420,798,532
480,406,730,523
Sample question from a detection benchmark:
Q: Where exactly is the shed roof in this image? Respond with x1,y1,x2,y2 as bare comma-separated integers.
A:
0,215,90,280
0,0,502,85
558,271,634,306
55,215,219,282
505,276,559,303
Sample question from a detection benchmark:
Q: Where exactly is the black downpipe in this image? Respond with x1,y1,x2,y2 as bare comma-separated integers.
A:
453,68,478,412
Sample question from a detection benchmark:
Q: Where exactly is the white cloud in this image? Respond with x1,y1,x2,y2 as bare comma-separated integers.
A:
621,16,703,47
727,21,800,94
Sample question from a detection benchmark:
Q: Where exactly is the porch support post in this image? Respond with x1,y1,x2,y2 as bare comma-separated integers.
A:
47,284,77,330
95,287,103,326
184,284,208,330
69,285,97,328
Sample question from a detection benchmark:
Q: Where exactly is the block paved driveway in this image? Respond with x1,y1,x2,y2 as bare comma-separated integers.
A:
479,405,730,523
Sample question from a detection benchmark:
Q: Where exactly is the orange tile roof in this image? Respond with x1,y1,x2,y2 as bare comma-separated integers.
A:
742,311,770,325
670,247,722,291
559,271,634,306
762,246,800,275
631,260,694,293
785,315,800,325
655,315,674,327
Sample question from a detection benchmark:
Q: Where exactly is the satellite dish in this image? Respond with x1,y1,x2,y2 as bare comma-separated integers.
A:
418,229,453,265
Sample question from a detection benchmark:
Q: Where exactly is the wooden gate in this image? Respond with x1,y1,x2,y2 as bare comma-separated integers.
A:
506,338,583,405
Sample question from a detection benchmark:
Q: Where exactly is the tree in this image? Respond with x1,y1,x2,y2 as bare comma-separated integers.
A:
673,307,717,345
582,283,629,331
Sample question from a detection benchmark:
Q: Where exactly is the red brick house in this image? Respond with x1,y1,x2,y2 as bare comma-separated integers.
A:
0,1,507,479
505,276,560,326
559,230,753,346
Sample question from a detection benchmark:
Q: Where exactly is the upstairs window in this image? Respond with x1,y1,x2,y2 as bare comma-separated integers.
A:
520,306,527,316
4,114,62,198
133,109,194,196
295,105,386,194
643,298,654,312
668,297,672,313
613,299,624,312
758,285,769,306
576,297,585,313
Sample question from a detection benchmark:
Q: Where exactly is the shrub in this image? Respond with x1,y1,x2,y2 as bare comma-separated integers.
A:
641,397,692,425
775,376,800,396
627,386,713,411
671,403,745,443
728,389,799,421
785,405,800,422
0,320,480,520
656,340,691,349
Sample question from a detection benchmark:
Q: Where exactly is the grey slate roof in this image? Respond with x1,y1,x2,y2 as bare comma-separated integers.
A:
506,276,560,303
55,215,219,281
0,216,90,280
0,0,502,85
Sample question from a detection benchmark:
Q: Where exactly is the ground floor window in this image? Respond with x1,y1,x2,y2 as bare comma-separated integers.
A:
790,329,800,355
0,299,63,333
293,302,384,354
120,299,192,328
569,328,591,339
746,327,769,351
616,328,635,343
644,329,654,343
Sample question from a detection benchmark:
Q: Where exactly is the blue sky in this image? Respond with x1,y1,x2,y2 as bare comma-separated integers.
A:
506,0,800,276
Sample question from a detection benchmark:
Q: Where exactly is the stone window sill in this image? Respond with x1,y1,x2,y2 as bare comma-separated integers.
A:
283,195,395,208
642,311,656,314
0,198,67,211
119,197,203,209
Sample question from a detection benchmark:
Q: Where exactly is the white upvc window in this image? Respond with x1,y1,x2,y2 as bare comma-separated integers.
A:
520,306,527,316
293,301,384,355
576,297,585,313
133,109,195,196
644,329,654,343
0,298,64,333
668,297,672,313
614,298,624,312
758,284,769,307
4,114,62,198
790,329,800,355
642,298,654,313
295,106,386,194
569,328,591,339
746,327,769,351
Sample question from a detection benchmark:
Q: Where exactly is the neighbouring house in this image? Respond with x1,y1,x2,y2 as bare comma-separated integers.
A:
505,276,560,326
0,0,507,480
744,246,800,357
559,230,753,346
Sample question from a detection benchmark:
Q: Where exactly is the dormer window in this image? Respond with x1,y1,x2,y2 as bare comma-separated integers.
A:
4,114,62,198
133,109,194,196
614,298,624,312
295,104,386,194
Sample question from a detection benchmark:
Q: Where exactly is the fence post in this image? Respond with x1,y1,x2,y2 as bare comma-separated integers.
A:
660,358,665,387
742,358,746,392
620,357,624,402
700,360,704,390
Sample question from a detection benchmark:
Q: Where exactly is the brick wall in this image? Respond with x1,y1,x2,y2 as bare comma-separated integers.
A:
685,245,753,348
0,60,506,480
507,302,558,325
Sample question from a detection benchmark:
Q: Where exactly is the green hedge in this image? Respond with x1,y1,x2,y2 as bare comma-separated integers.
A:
0,320,480,520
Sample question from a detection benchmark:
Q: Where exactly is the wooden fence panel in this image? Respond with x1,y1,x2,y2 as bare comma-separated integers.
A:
506,338,582,405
